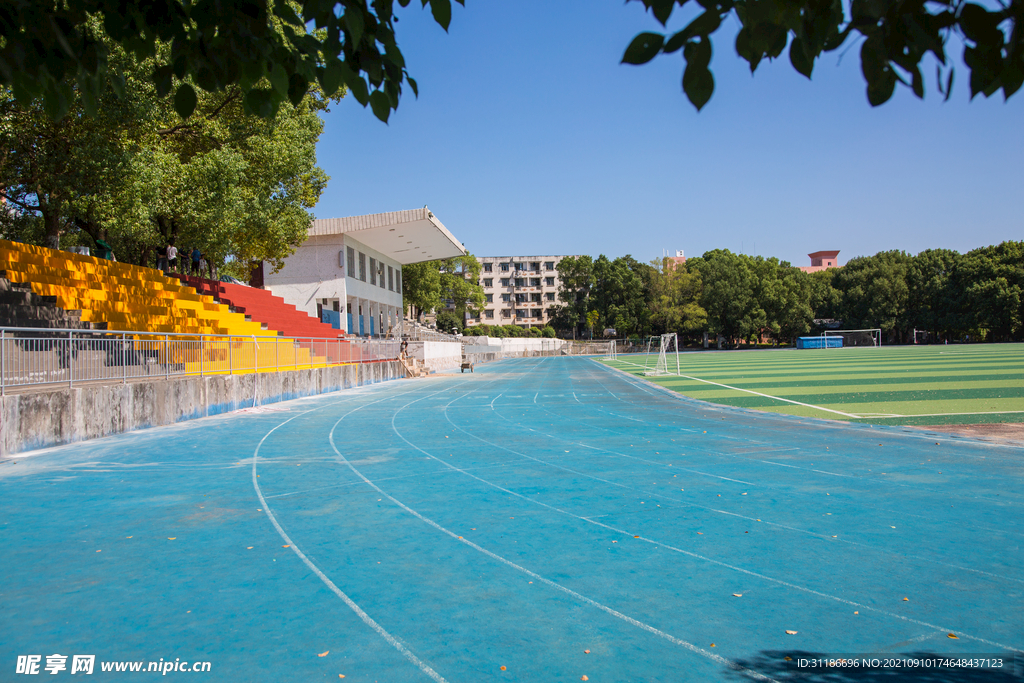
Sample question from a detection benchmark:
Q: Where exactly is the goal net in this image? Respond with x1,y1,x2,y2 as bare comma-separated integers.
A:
604,339,617,361
645,333,679,375
823,329,881,348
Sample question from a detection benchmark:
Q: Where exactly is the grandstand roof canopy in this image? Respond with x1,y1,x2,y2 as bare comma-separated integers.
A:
309,208,466,265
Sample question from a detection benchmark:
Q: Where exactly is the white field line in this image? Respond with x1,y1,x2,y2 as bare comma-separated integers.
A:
608,358,859,418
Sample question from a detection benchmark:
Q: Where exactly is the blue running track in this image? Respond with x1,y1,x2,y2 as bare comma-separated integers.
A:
1,356,1022,681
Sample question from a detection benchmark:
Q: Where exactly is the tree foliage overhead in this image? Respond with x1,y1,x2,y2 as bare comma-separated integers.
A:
0,0,460,123
0,31,332,270
6,0,1016,128
623,0,1024,110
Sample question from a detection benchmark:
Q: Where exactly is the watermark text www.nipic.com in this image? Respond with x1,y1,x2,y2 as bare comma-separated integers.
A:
16,655,212,675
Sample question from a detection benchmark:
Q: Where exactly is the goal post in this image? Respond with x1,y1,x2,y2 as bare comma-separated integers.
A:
604,339,617,361
822,329,881,348
645,333,679,376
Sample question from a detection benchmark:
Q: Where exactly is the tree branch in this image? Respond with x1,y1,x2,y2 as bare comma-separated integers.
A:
0,190,41,213
156,91,241,137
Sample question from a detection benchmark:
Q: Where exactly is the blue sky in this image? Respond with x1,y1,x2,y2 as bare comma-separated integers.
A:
312,0,1023,267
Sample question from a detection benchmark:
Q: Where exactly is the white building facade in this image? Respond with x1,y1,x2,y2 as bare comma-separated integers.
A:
262,208,466,337
467,255,577,329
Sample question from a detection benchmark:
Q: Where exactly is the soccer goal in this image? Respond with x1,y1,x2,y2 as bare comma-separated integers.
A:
644,333,680,376
604,339,617,361
823,329,881,348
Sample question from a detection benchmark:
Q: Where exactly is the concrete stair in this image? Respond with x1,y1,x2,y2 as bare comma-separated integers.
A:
0,278,102,331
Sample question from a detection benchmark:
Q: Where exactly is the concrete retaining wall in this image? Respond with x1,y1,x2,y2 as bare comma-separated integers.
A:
408,341,462,373
0,361,403,457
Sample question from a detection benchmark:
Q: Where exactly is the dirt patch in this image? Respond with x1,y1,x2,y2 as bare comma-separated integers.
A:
909,422,1024,445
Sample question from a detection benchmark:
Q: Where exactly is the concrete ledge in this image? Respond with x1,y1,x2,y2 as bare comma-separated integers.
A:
1,361,404,456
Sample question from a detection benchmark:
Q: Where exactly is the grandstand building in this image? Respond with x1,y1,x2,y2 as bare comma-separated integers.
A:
259,208,467,337
465,255,577,329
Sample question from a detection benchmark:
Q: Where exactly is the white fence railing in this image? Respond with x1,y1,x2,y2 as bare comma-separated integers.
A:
0,327,399,393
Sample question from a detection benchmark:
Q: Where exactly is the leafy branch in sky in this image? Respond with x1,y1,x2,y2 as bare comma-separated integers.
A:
621,0,1023,110
0,0,461,122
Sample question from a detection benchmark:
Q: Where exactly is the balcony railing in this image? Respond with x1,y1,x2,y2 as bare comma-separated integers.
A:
0,327,399,393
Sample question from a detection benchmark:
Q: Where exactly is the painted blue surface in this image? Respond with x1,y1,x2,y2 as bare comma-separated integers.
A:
1,357,1022,681
359,315,364,336
347,312,353,334
797,336,844,349
321,309,342,329
370,317,375,337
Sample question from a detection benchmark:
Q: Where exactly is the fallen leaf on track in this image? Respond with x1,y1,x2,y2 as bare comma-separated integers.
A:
786,630,798,635
948,633,958,639
732,593,742,597
318,651,328,657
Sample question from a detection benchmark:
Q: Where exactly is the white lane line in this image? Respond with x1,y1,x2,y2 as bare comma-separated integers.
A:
438,369,1024,640
251,392,450,683
325,407,775,681
489,393,503,410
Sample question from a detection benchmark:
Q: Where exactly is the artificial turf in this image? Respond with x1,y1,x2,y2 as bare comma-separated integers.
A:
601,343,1024,426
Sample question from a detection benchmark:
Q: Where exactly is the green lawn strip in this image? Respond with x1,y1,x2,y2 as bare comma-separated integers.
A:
652,378,1024,399
641,385,1024,407
653,372,1022,391
617,355,1024,379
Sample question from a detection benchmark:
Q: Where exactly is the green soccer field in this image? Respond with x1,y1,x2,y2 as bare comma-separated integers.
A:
600,343,1024,426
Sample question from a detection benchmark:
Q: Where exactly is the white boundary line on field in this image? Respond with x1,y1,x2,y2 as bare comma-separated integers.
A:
607,357,1024,422
609,357,859,418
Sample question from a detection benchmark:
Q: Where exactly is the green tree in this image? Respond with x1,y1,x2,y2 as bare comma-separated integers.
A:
832,250,914,342
1,0,461,123
648,257,706,340
591,255,650,337
958,241,1024,341
586,310,600,340
556,255,594,339
692,250,765,345
907,248,965,340
401,254,484,321
0,37,332,270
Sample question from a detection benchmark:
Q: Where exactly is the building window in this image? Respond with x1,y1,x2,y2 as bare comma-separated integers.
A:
500,278,510,287
514,278,525,287
369,257,377,285
501,293,511,302
483,278,493,287
396,270,402,293
378,262,385,288
516,293,527,303
347,247,355,276
530,278,540,287
500,263,509,272
485,309,494,319
544,261,555,270
485,294,493,303
514,262,526,271
544,277,554,286
531,293,541,303
358,252,366,281
530,261,540,271
501,309,512,318
545,292,555,301
388,266,394,291
483,263,492,272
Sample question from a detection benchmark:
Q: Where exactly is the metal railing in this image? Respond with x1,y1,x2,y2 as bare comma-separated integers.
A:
0,327,400,394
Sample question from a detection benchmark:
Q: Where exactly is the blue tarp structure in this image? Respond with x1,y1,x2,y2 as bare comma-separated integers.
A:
797,336,843,349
